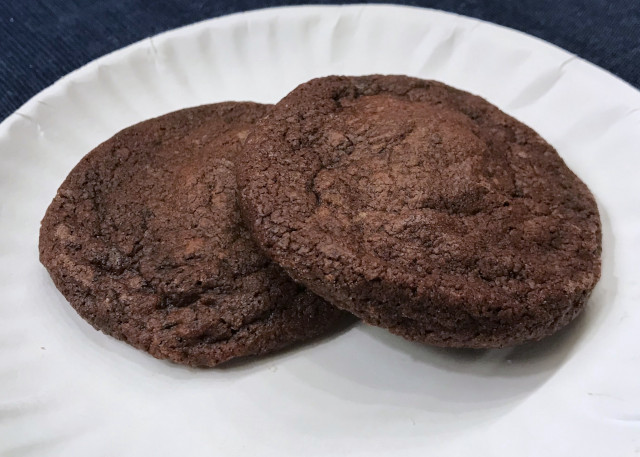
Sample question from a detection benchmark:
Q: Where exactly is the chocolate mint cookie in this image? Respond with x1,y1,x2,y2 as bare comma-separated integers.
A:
40,103,350,367
237,75,601,348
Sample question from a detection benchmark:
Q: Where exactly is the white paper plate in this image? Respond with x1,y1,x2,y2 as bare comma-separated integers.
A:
1,5,639,456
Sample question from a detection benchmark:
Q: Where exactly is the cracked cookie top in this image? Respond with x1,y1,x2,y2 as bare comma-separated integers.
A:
237,75,601,348
39,103,350,367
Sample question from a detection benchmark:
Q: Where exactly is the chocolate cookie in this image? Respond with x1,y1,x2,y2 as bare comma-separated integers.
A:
237,75,602,348
39,103,350,367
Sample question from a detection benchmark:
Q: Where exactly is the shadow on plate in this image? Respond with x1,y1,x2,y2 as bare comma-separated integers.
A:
215,315,358,371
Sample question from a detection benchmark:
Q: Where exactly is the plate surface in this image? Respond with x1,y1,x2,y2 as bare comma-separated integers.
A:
1,5,639,456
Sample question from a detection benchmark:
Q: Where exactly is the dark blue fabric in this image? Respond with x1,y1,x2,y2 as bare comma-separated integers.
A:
1,0,639,122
